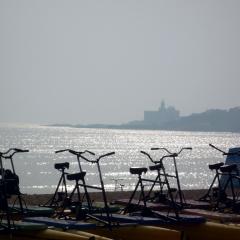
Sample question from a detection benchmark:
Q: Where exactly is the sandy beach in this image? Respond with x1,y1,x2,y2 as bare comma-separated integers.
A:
11,189,207,206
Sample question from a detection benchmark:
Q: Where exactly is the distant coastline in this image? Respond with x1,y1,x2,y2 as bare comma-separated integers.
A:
49,104,240,133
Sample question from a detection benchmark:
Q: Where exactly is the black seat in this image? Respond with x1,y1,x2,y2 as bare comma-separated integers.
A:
208,162,224,171
130,167,147,175
149,163,163,171
55,162,70,170
67,172,86,181
220,164,238,173
124,167,148,213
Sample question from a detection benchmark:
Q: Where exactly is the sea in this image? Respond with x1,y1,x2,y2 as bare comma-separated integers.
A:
0,122,239,194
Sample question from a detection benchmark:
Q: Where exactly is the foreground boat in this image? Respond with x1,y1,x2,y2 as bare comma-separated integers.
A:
83,225,181,240
1,228,95,240
168,221,240,240
183,208,240,223
86,212,240,240
4,217,240,240
24,216,182,240
0,220,96,240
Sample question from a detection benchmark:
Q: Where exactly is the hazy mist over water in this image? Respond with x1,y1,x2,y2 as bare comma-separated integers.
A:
0,123,239,194
1,0,240,125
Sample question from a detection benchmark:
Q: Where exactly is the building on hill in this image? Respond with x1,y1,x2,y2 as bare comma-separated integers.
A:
143,101,180,126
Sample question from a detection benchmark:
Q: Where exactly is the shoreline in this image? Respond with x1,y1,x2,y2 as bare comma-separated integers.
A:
14,189,207,206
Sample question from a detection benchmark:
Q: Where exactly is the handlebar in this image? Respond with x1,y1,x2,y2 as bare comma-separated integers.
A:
55,149,95,156
55,149,71,154
55,148,114,163
79,152,115,164
150,147,192,156
1,148,29,159
99,152,115,159
68,149,79,155
13,148,29,153
140,151,155,163
151,147,172,154
0,148,15,155
141,150,176,163
209,144,240,156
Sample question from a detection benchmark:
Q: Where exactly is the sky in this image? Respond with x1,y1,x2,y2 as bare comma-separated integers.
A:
1,0,240,125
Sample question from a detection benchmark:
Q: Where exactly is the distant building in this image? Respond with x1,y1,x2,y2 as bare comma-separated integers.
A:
144,101,180,126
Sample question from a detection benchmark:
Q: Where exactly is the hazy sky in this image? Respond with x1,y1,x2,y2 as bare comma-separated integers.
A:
1,0,240,124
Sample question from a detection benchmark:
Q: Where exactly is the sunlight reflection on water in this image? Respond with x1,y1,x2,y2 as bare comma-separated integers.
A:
0,123,239,194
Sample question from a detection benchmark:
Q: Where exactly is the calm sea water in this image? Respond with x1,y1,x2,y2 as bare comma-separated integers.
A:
0,123,239,194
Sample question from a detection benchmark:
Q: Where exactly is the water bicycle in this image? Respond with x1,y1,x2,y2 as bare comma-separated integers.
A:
199,144,240,211
24,150,183,239
0,149,70,240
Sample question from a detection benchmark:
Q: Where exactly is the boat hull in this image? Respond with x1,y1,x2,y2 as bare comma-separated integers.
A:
169,221,240,240
84,225,181,240
1,229,92,240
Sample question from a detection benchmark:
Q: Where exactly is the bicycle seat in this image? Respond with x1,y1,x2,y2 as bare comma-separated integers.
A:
130,167,147,175
220,164,238,173
55,162,70,170
208,162,224,171
149,163,163,171
67,172,86,181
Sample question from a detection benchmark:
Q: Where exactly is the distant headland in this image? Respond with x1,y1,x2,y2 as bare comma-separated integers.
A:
50,101,240,133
